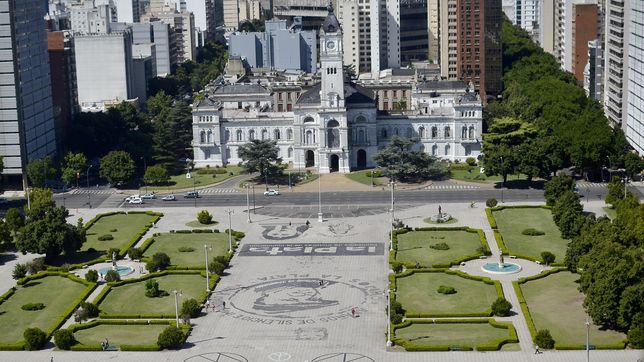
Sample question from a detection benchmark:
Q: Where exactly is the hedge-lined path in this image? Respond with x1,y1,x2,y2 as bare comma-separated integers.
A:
59,283,109,330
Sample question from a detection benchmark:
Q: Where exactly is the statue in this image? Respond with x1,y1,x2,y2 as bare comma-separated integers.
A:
112,251,117,269
438,205,442,217
498,254,505,268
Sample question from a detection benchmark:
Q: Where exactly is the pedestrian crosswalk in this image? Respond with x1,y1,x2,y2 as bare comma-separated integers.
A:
424,184,481,190
68,189,114,195
197,188,240,194
576,182,607,188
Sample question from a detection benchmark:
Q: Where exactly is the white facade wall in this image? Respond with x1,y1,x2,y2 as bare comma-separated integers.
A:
603,0,629,128
114,0,141,23
626,1,644,154
75,32,134,109
70,1,114,34
385,0,400,68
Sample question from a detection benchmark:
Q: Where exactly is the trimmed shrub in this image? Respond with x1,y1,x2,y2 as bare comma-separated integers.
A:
128,247,143,260
12,263,27,280
106,248,121,260
628,325,644,348
466,157,477,166
522,228,545,236
197,210,213,225
145,279,161,298
157,326,184,349
491,297,512,317
540,251,556,265
437,285,457,294
104,270,120,282
23,328,47,350
390,299,405,323
80,301,99,318
54,329,76,350
213,255,229,267
430,242,450,250
97,234,114,241
208,260,225,276
147,252,171,272
21,303,45,311
109,228,118,232
535,329,555,349
74,307,89,323
486,198,498,207
181,298,201,318
391,313,404,324
390,261,404,273
178,247,195,253
26,259,45,274
85,269,98,283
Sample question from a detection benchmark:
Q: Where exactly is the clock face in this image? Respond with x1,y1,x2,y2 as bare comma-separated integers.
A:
326,41,336,50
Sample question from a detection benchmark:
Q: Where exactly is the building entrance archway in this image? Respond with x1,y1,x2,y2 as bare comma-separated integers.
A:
330,154,339,172
305,150,315,167
357,149,367,169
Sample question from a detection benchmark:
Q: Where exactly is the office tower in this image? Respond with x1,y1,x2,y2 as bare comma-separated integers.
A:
583,39,603,101
113,0,141,22
400,0,429,64
336,0,380,74
427,0,439,63
603,0,629,128
439,0,457,80
0,0,57,182
625,1,643,153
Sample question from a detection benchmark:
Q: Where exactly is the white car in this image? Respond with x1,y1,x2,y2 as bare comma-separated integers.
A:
128,197,143,204
141,193,156,199
264,189,280,196
124,195,140,202
161,194,176,201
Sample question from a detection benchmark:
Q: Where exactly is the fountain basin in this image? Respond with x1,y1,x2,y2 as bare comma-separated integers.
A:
481,262,522,275
430,213,453,223
99,265,134,277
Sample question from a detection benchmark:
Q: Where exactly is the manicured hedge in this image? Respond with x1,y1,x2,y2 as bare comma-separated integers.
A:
68,319,179,349
485,208,497,229
493,230,508,255
0,342,26,351
0,287,16,304
70,344,103,351
392,318,517,351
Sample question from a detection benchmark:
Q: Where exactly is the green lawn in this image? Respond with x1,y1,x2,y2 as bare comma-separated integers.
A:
396,230,483,267
99,274,205,316
345,171,384,187
73,324,167,347
140,166,241,192
395,322,509,348
0,276,88,344
83,213,157,252
450,166,527,183
520,271,626,346
142,232,229,267
396,272,498,316
493,208,568,262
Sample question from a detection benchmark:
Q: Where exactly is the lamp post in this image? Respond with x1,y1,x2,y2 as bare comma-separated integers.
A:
389,181,395,220
225,208,234,252
288,171,292,190
500,156,505,203
317,152,323,222
245,183,251,223
140,157,148,195
371,170,374,188
386,289,392,349
623,176,629,198
389,208,394,251
585,318,590,362
173,290,182,327
192,176,197,208
86,165,94,209
204,244,211,292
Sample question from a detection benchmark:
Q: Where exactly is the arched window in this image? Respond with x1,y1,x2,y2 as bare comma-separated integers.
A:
356,115,366,123
418,126,425,139
432,145,438,156
444,126,451,138
462,126,468,139
469,126,475,139
286,129,293,140
406,127,413,138
381,128,388,139
465,145,472,156
207,131,212,143
305,130,313,144
431,126,438,138
225,130,230,142
261,129,268,140
249,129,255,140
236,130,243,142
358,129,365,143
287,147,293,158
327,119,340,148
445,144,451,155
303,116,315,123
200,131,206,143
226,148,231,158
274,129,281,140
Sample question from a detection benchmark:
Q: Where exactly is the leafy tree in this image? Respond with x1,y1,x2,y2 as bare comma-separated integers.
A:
628,313,644,348
60,152,87,186
12,263,27,280
80,301,99,318
26,188,55,216
197,210,212,224
24,327,47,350
145,279,162,298
5,207,24,235
104,269,120,282
157,325,185,349
564,217,608,272
238,18,265,32
128,247,143,260
54,329,76,350
373,136,447,182
181,298,201,318
540,251,555,265
144,165,170,185
85,269,98,283
605,176,624,206
26,156,57,188
0,219,10,247
486,198,498,207
16,205,85,261
151,101,193,172
544,175,575,206
552,190,585,238
623,152,644,178
238,139,282,183
535,329,555,349
491,297,513,317
146,252,171,272
208,260,225,276
100,150,135,185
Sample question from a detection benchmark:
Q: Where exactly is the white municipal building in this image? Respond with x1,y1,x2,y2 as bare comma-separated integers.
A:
191,5,483,173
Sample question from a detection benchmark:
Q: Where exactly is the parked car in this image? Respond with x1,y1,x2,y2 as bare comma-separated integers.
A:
128,197,143,204
141,193,156,199
124,195,141,202
264,189,280,196
161,194,176,201
184,191,200,198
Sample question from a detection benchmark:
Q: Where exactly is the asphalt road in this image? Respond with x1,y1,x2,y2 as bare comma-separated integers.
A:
53,186,614,210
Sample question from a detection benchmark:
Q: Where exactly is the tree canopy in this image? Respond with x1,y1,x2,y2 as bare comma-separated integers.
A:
60,152,88,185
373,136,448,182
238,140,282,178
26,157,57,188
100,151,135,185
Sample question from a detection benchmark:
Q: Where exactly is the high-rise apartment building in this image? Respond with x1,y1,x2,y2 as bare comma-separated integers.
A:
70,0,115,34
625,1,643,154
47,30,78,149
400,0,429,64
113,0,141,23
439,0,458,80
583,39,603,101
455,0,503,100
142,2,196,62
427,0,439,63
0,0,57,182
603,0,629,128
570,2,598,82
336,0,380,74
540,0,555,53
515,0,540,41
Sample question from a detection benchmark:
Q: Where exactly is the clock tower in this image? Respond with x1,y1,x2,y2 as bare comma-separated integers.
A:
320,1,345,108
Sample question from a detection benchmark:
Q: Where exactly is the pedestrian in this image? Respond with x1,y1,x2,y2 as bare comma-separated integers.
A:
534,345,540,354
105,338,109,349
205,299,211,311
351,308,356,318
222,301,226,309
101,341,105,350
51,357,54,362
289,221,292,226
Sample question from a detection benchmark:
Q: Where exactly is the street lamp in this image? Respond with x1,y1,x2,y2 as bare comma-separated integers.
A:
386,288,392,350
86,165,94,209
172,290,182,327
225,208,234,252
288,171,292,190
389,181,395,220
623,176,629,198
204,244,212,292
585,318,590,362
140,157,148,195
317,152,323,222
245,183,251,223
500,156,505,203
389,208,394,251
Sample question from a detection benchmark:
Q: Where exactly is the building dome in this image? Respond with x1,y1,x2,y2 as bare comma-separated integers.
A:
322,0,341,33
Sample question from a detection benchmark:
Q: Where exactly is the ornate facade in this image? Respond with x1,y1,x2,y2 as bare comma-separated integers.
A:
192,4,483,173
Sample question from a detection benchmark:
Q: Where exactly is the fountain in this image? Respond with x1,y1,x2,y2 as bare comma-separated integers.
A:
97,251,135,277
430,205,453,223
481,253,522,274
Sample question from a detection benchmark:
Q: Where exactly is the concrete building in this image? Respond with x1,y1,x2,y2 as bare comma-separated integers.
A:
239,0,262,23
142,5,196,62
0,0,57,182
70,0,115,34
273,0,328,31
571,2,598,82
625,1,643,154
192,6,482,171
583,39,603,102
229,18,317,73
400,0,429,64
335,0,381,74
75,31,135,110
540,0,555,54
439,0,457,80
113,0,141,22
515,0,540,41
223,0,240,32
47,30,78,149
603,0,629,128
427,0,439,63
502,0,515,23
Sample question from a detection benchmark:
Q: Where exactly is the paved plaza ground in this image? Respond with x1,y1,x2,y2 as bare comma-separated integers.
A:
0,201,641,361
